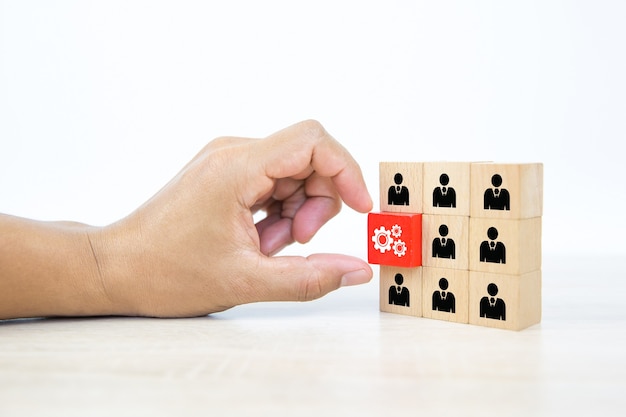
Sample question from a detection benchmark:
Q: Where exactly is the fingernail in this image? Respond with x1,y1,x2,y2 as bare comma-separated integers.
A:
340,269,372,287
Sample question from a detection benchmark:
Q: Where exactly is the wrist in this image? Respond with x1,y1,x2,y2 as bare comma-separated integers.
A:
86,219,147,316
0,215,116,318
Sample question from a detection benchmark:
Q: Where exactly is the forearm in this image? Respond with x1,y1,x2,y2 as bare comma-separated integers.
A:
0,214,113,319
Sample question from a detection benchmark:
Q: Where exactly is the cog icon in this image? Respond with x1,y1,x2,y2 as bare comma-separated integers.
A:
393,240,407,257
391,224,402,238
372,226,393,253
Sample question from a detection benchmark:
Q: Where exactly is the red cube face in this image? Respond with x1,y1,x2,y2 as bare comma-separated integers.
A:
368,212,422,267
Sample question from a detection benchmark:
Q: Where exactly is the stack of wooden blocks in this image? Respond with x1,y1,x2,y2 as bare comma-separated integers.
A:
367,162,543,330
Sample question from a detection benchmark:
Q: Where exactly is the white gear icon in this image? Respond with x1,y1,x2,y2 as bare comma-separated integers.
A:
372,226,393,253
391,224,402,238
393,240,407,257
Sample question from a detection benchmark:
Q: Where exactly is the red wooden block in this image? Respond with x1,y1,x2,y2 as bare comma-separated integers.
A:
368,212,422,267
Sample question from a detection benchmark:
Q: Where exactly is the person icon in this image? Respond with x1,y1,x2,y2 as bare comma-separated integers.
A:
388,173,409,206
432,173,456,208
480,283,506,320
432,224,455,259
484,174,510,210
432,277,455,313
479,227,506,264
388,273,410,307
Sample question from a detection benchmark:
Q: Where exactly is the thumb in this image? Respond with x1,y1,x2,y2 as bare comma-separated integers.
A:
244,254,373,303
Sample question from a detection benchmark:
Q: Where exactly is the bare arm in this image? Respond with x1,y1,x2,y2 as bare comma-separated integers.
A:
0,120,373,319
0,215,112,318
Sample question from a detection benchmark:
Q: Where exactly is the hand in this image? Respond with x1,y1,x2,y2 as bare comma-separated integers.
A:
91,120,373,317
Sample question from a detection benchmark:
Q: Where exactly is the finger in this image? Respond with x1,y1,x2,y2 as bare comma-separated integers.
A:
291,173,341,243
258,175,342,245
252,120,373,213
255,213,295,256
255,195,339,250
238,254,373,304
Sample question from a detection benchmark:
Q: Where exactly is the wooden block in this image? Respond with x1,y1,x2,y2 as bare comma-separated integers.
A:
379,162,423,213
422,267,469,324
469,270,542,331
469,217,542,275
380,266,422,317
421,214,469,270
368,212,422,267
470,163,543,219
423,162,471,216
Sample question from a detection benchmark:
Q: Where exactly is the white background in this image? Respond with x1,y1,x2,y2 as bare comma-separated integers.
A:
1,0,625,258
2,5,625,415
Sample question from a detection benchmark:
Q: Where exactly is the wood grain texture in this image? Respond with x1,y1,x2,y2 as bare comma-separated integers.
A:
379,266,422,317
469,270,542,331
469,217,542,275
0,257,624,416
421,214,469,270
470,163,543,220
423,161,471,216
422,267,469,324
379,162,423,213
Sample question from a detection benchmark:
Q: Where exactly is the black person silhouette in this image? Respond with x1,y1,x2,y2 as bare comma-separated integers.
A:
388,273,410,307
484,174,510,210
388,173,409,206
432,224,456,259
480,283,506,320
432,277,455,313
480,227,506,264
433,173,456,208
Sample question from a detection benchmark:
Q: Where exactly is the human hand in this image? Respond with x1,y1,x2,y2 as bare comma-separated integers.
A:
92,120,373,317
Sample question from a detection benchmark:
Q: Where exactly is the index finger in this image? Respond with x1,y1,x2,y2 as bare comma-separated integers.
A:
255,120,373,213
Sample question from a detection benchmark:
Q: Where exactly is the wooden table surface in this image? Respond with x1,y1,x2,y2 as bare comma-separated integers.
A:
1,254,624,416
